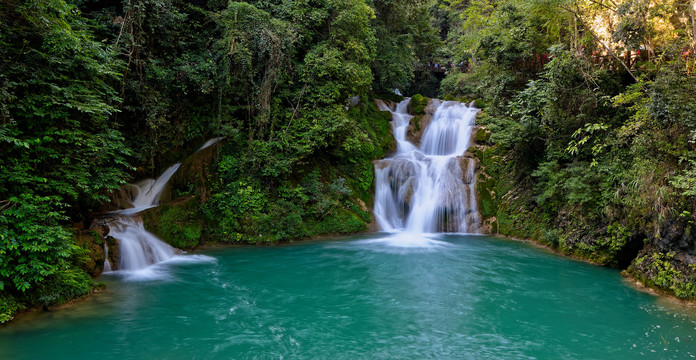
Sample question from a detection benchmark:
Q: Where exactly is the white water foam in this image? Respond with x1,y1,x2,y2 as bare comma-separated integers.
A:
105,254,218,281
374,99,480,235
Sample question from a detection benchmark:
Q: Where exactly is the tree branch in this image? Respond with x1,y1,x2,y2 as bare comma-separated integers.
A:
561,4,640,84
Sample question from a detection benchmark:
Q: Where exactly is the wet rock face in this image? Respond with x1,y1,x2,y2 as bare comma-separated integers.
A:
375,99,397,112
75,232,106,277
468,127,497,235
100,185,138,213
457,154,478,185
655,217,696,254
159,140,223,204
475,127,491,143
80,218,120,273
105,236,120,271
406,99,440,147
625,215,696,299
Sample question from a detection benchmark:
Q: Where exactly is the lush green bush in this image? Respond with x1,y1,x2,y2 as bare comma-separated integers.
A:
448,0,696,285
0,0,129,314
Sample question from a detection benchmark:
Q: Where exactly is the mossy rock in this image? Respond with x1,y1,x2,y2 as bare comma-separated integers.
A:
473,99,487,109
74,231,106,277
469,146,484,160
160,139,222,204
105,236,120,270
410,94,428,115
476,174,498,219
627,248,696,299
490,219,499,234
410,115,422,132
142,197,204,250
457,96,472,104
475,127,491,143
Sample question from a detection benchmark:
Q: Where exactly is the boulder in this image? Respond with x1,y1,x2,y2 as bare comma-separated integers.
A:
406,99,440,146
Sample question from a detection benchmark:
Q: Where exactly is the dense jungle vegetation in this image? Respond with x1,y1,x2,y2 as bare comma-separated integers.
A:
439,0,696,300
1,0,695,322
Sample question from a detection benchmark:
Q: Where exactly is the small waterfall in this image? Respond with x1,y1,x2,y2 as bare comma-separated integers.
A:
103,243,112,272
119,163,181,214
197,137,224,152
108,217,177,270
101,138,222,275
374,99,480,233
106,164,181,272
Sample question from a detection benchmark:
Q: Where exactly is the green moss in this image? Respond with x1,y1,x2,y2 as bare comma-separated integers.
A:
410,115,422,132
311,209,368,235
473,99,487,109
142,198,203,250
490,219,498,234
477,185,495,218
74,232,106,277
410,94,428,115
628,251,696,299
475,127,491,143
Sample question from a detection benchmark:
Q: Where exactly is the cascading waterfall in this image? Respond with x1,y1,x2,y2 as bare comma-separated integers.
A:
115,163,181,216
106,163,181,272
374,99,480,233
108,217,178,271
105,138,223,272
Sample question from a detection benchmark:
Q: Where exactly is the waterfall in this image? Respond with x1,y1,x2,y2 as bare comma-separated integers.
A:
105,163,181,272
103,243,112,272
114,164,181,215
108,217,177,270
197,137,224,152
374,99,480,233
104,138,222,273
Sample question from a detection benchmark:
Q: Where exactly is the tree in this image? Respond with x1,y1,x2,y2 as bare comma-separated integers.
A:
0,0,130,295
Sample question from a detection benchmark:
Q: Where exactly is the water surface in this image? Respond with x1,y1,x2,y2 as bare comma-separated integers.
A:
2,234,695,359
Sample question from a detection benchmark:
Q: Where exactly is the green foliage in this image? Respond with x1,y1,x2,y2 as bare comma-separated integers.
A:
371,0,441,95
25,267,93,307
203,94,393,244
449,0,696,289
0,0,129,308
143,200,203,250
630,251,696,299
0,293,20,324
